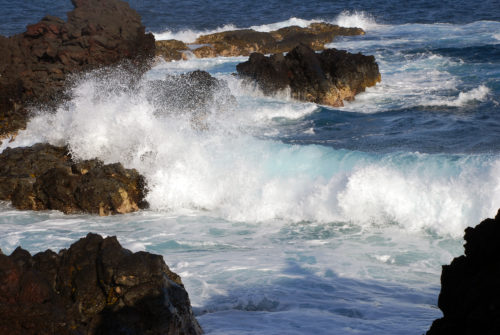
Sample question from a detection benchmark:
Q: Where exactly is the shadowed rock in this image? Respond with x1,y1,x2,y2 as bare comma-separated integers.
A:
236,44,381,107
427,209,500,335
0,143,148,215
0,233,203,335
0,0,155,140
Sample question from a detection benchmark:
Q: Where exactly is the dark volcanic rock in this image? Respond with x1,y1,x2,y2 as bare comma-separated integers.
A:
0,143,148,215
146,70,236,121
0,0,155,139
189,22,365,58
236,44,381,107
427,209,500,335
0,233,203,335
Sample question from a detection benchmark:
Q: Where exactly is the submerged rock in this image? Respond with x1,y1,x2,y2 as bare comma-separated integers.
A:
427,209,500,335
0,143,148,215
236,44,381,107
0,0,155,138
0,233,203,335
188,22,364,58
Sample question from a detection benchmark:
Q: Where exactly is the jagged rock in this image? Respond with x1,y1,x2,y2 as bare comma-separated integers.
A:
427,209,500,335
0,143,148,215
155,39,189,61
236,43,381,107
145,70,236,122
0,233,203,335
0,0,155,138
190,22,364,58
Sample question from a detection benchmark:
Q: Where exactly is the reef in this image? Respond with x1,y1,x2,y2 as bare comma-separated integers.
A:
155,22,365,61
0,233,203,335
236,43,381,107
427,209,500,335
0,143,148,215
0,0,155,140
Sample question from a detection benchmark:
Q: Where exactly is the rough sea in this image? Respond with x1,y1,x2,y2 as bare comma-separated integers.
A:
1,0,499,334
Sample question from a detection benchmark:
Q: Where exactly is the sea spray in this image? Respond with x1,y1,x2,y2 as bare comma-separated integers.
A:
3,66,499,237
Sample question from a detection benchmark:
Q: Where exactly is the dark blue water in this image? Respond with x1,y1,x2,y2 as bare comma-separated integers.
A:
1,0,499,36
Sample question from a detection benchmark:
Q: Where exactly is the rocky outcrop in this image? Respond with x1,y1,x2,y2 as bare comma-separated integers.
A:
0,233,203,335
236,44,381,107
154,23,365,62
0,0,155,139
145,70,236,122
192,23,364,58
155,39,189,61
427,209,500,335
0,143,148,215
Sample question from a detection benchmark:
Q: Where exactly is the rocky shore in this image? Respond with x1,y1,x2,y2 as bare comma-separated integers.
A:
236,44,381,107
427,209,500,335
0,0,155,140
0,143,148,215
0,233,203,335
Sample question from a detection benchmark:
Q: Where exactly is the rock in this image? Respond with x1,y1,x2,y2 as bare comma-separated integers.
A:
427,209,500,335
145,70,236,124
0,143,148,215
236,43,381,107
190,22,364,58
0,233,203,335
155,39,189,62
0,0,155,138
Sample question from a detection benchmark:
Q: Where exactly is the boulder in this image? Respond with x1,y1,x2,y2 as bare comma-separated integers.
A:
145,70,236,123
0,143,148,215
0,0,155,139
0,233,203,335
187,22,364,58
427,209,500,335
236,44,381,107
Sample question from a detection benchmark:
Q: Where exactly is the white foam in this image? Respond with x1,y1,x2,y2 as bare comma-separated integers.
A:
154,24,237,43
424,85,490,107
333,10,381,31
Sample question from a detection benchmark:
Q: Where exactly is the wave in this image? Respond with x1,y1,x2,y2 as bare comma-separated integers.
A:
424,85,490,107
3,67,499,237
332,10,380,30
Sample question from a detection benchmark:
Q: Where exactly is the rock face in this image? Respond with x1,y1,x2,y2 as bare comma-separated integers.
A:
0,143,148,215
0,233,203,335
427,209,500,335
145,70,236,120
236,44,381,107
0,0,155,139
155,39,189,61
192,22,364,58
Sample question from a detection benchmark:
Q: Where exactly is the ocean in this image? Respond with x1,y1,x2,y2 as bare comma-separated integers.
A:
1,0,500,334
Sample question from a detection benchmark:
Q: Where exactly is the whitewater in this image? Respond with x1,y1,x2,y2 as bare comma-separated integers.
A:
1,7,500,335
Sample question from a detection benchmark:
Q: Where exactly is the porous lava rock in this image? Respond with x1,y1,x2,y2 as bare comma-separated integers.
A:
427,209,500,335
236,43,381,107
0,0,155,140
190,22,364,58
0,143,148,215
0,233,203,335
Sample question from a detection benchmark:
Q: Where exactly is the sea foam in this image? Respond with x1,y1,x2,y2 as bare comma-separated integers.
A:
3,66,499,237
